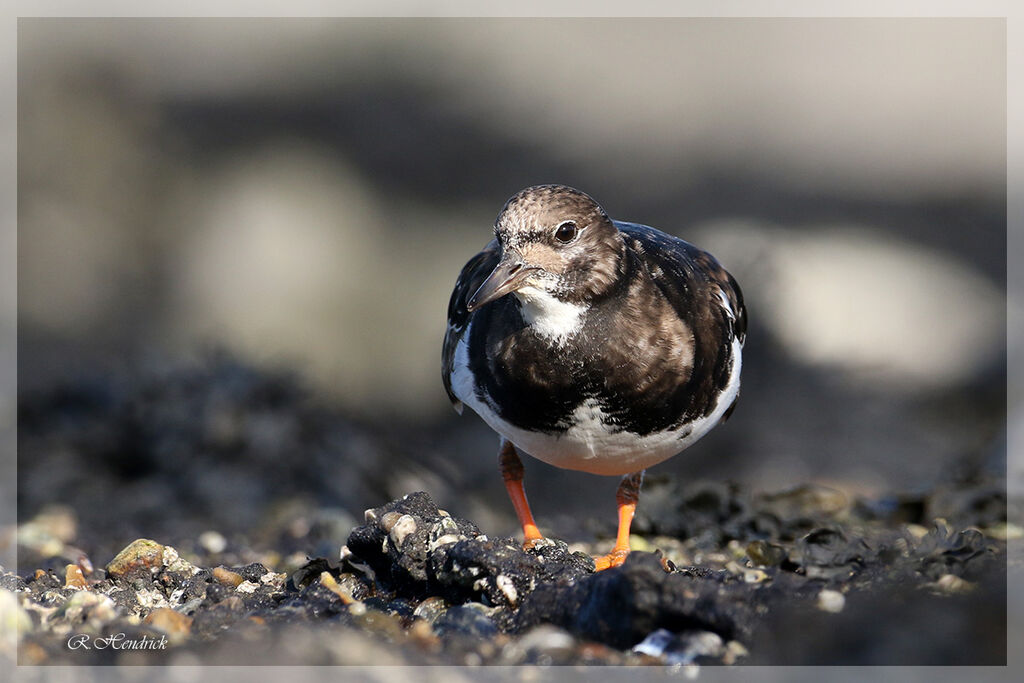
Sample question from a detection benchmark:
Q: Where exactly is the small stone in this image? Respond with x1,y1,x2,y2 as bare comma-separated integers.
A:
906,524,930,540
198,530,227,554
433,602,499,639
816,589,846,613
408,618,440,648
136,587,170,610
0,589,33,641
318,571,355,604
260,571,287,589
161,546,199,575
380,511,402,533
412,596,447,624
725,561,769,584
723,640,749,665
106,539,166,580
212,567,244,588
633,628,724,665
926,573,975,595
495,574,518,606
389,514,417,548
515,624,576,658
64,564,87,589
235,580,259,594
983,522,1023,540
56,591,119,628
17,505,77,557
144,607,192,643
746,540,787,567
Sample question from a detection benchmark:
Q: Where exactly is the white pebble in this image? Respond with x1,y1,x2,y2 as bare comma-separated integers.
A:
816,589,846,613
495,574,518,606
389,514,417,547
198,531,227,554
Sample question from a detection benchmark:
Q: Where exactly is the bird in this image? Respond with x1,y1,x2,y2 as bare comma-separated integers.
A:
442,184,746,571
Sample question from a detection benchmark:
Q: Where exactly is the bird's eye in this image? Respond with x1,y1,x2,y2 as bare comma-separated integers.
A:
554,221,578,243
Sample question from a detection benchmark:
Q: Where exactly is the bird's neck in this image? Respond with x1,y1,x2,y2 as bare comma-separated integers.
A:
513,286,586,345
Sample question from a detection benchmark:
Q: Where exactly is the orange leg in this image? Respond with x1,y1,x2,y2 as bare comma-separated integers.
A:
593,470,645,571
499,440,544,545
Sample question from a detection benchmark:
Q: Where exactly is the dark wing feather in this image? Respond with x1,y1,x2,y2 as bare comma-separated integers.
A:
441,239,501,411
615,221,746,344
615,221,747,423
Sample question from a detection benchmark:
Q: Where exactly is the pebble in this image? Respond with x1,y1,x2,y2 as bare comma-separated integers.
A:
106,539,166,580
816,589,846,613
17,505,77,557
64,564,87,589
55,591,119,629
144,606,193,643
318,571,355,604
512,624,576,661
746,540,787,567
0,589,33,650
433,602,499,639
389,514,417,548
412,596,448,624
983,522,1023,541
160,546,199,575
198,530,227,554
632,628,724,665
135,587,171,610
212,567,245,588
926,573,975,595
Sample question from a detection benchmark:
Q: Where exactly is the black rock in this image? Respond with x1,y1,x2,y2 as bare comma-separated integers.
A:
346,491,481,597
433,603,499,639
515,552,749,650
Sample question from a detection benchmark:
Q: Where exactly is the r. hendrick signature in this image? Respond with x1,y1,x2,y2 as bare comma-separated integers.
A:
67,633,168,651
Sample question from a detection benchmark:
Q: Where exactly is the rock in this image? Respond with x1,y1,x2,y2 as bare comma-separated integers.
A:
212,567,245,588
346,491,481,595
198,530,227,554
318,571,355,604
506,624,577,664
516,552,747,650
632,628,725,665
106,539,166,580
746,540,787,567
64,564,87,589
433,602,500,639
54,591,119,630
0,589,33,652
816,589,846,613
144,607,193,643
348,492,591,612
17,505,77,557
412,596,448,624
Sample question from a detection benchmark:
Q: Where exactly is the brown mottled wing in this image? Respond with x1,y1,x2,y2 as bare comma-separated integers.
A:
616,221,747,423
442,239,501,412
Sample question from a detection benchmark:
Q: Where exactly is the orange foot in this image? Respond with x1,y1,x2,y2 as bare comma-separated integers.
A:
522,534,548,552
592,547,630,572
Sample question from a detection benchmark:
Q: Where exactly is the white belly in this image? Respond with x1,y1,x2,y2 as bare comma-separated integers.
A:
450,325,742,476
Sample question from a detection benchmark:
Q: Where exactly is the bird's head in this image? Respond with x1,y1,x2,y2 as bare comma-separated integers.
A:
466,185,627,312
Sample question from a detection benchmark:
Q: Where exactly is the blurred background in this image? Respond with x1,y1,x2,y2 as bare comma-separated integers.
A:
14,18,1008,556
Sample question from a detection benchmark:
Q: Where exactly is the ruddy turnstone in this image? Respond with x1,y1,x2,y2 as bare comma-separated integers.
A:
442,185,746,570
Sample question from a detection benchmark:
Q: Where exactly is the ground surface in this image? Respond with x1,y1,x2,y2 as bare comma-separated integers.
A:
8,356,1012,667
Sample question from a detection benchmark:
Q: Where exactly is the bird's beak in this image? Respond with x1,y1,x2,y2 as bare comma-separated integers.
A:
467,255,539,312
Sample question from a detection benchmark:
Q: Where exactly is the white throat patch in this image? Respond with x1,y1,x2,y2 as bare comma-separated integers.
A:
514,285,585,344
